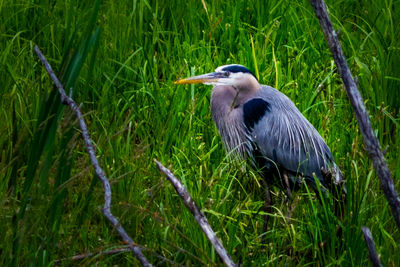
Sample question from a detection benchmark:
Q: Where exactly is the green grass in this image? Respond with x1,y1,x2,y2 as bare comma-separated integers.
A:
1,0,399,265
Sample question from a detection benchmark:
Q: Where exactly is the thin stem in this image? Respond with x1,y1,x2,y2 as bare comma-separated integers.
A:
34,45,151,267
155,160,237,267
310,0,400,232
361,227,382,267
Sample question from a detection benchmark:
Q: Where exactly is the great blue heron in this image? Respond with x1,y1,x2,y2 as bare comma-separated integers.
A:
175,64,344,228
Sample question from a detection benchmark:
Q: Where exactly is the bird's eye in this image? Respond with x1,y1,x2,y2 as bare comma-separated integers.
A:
224,71,230,77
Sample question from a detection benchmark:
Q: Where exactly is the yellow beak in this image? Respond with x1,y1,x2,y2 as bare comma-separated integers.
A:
174,72,223,85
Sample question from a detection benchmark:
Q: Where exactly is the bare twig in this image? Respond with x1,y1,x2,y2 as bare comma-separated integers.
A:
310,0,400,232
361,227,382,267
55,247,131,264
155,160,237,267
55,245,182,266
34,46,151,267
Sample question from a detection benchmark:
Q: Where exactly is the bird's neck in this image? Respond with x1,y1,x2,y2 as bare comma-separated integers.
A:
233,83,261,107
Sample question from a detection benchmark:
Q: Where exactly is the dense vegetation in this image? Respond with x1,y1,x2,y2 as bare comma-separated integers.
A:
1,0,399,265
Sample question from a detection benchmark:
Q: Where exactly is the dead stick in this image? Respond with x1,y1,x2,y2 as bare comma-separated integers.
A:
155,160,237,267
34,46,151,267
55,246,182,266
310,0,400,232
55,247,130,264
361,227,382,267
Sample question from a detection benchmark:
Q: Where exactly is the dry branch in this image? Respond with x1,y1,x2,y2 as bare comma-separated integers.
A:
310,0,400,232
34,46,151,267
361,227,382,267
55,245,182,266
55,247,131,264
155,160,237,267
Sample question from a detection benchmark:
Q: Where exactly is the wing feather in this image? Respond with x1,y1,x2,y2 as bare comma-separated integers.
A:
243,85,337,187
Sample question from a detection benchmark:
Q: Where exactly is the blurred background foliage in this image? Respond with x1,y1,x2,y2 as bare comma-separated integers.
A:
0,0,399,265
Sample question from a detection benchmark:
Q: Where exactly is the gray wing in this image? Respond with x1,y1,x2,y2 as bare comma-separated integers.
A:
243,85,338,187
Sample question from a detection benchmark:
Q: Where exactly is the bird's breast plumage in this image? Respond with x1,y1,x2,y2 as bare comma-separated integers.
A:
211,85,252,159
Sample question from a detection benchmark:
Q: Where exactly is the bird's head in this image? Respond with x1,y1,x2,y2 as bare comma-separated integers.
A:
175,64,260,92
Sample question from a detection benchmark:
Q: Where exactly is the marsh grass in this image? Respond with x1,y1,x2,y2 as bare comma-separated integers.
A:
0,0,399,265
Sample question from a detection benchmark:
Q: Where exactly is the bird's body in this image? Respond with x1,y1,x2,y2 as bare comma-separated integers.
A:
211,84,342,190
175,64,344,198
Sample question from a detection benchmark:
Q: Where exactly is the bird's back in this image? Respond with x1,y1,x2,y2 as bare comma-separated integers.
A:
243,85,343,189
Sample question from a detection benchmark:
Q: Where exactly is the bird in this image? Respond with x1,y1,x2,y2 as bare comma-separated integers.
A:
175,64,345,228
